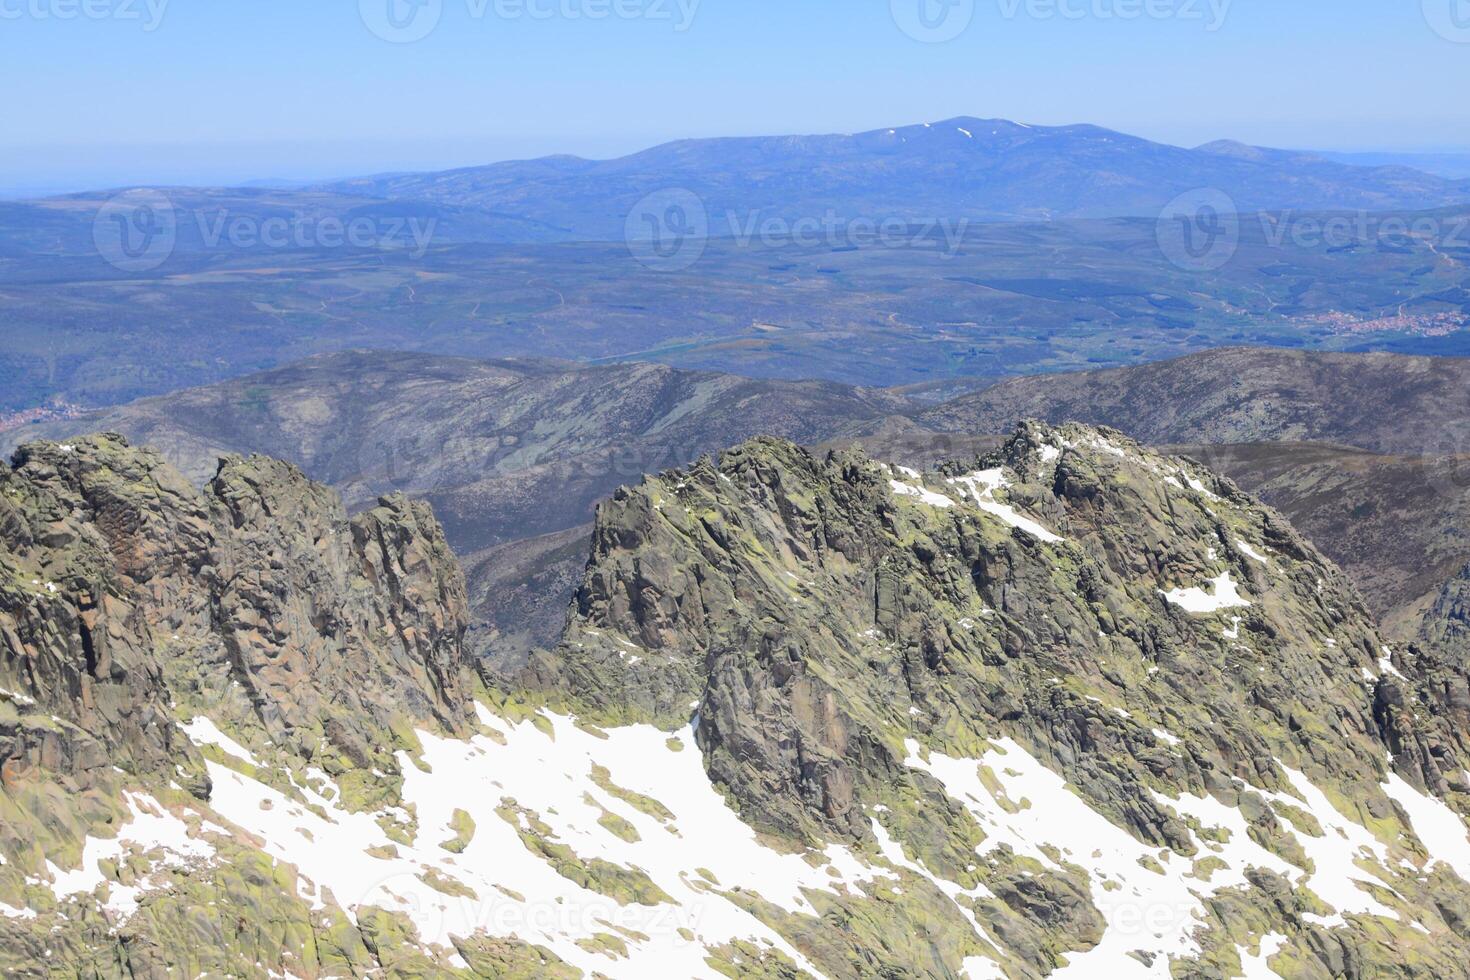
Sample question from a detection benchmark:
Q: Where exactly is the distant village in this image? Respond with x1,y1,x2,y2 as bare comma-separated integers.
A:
1302,310,1469,338
0,402,85,435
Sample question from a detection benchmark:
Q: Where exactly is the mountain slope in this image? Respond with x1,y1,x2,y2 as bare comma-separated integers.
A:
0,434,472,975
3,351,909,553
909,348,1470,643
22,346,1470,666
1,351,911,663
517,423,1470,976
9,425,1470,976
324,118,1470,234
1170,442,1470,638
920,347,1470,455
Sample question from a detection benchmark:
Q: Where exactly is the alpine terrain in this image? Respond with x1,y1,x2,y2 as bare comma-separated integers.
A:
6,423,1470,977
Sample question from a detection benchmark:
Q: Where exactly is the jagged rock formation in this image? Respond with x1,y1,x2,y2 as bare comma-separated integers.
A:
1422,561,1470,654
0,435,469,778
1404,563,1470,784
527,423,1470,976
0,434,471,976
8,425,1470,978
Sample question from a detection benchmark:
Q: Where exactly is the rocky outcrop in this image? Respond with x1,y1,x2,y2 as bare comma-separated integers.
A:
0,434,471,789
1401,563,1470,794
10,424,1470,978
526,422,1470,975
0,434,475,977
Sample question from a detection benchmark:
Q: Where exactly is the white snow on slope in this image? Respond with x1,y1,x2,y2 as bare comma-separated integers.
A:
962,955,1007,979
1160,572,1251,614
1383,773,1470,883
202,707,900,978
1235,540,1270,565
1179,473,1220,500
181,716,262,768
1164,768,1403,930
1238,934,1287,978
1263,768,1400,926
947,470,1064,543
890,480,956,509
47,793,215,920
1063,433,1127,459
907,738,1418,976
870,819,1001,958
907,738,1235,977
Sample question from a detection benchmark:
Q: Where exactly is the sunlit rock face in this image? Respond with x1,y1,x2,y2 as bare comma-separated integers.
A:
6,424,1470,978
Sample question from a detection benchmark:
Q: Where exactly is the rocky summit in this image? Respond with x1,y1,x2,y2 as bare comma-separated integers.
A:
5,424,1470,978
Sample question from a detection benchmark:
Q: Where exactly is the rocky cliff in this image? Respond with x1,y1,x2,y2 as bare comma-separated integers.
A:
9,426,1470,979
526,422,1470,977
0,434,471,976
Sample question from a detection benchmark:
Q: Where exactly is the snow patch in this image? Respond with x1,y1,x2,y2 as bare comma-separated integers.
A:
1383,773,1470,883
890,480,956,509
181,716,262,768
1160,573,1251,615
1237,934,1286,978
947,470,1064,543
47,793,215,921
1235,540,1269,565
203,710,896,977
908,739,1238,976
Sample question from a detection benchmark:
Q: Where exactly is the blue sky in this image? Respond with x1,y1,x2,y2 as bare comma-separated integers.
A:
2,0,1468,193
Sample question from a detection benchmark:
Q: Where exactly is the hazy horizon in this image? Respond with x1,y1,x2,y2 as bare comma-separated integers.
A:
5,0,1469,196
7,122,1470,199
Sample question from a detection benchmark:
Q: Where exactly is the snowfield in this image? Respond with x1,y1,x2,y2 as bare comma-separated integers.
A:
194,708,897,977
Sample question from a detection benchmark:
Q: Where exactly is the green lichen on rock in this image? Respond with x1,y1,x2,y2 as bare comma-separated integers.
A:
517,423,1470,974
722,867,990,980
440,807,478,853
495,800,673,907
703,939,807,978
13,425,1470,976
453,934,582,979
583,792,641,843
576,931,631,959
589,763,677,827
0,435,484,975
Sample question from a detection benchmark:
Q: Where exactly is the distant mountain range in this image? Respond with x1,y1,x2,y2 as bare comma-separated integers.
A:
1317,150,1470,180
320,118,1470,236
5,117,1469,413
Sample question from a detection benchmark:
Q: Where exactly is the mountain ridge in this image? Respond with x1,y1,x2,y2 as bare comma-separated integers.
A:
319,117,1470,234
520,422,1470,976
8,422,1470,975
19,345,1470,662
